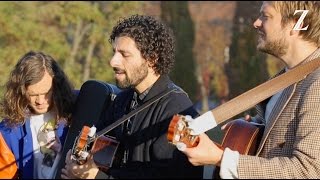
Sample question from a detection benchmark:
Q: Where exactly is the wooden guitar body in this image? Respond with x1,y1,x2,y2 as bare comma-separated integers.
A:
91,135,120,172
72,126,120,172
167,115,264,154
220,119,264,155
213,120,264,179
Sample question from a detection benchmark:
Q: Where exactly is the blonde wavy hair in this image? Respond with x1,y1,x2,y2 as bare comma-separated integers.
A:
270,1,320,46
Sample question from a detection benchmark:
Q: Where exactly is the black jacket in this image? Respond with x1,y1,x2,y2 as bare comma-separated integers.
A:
96,75,203,179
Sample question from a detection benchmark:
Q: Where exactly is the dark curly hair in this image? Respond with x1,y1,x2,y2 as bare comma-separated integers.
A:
109,14,175,75
0,51,75,126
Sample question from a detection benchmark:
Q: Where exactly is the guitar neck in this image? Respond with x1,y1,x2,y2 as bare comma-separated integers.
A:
211,57,320,124
211,83,271,124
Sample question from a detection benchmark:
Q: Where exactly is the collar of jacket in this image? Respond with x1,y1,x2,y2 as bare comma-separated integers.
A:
139,75,172,103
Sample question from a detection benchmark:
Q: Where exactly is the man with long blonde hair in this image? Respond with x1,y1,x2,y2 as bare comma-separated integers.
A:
0,51,76,179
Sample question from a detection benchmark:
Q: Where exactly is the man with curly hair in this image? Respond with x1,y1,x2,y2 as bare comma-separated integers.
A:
0,51,76,179
61,14,203,179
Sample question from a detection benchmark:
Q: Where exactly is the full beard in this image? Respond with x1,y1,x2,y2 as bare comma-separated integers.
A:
257,35,288,58
116,63,148,89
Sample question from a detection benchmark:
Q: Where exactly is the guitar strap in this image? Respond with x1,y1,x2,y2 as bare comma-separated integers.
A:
210,57,320,125
90,86,177,143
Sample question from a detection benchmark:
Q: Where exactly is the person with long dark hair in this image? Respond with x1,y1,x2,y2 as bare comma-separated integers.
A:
0,51,76,179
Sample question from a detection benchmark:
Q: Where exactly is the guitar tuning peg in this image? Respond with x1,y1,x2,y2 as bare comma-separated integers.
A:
174,134,181,142
177,121,184,131
184,115,193,122
88,125,97,137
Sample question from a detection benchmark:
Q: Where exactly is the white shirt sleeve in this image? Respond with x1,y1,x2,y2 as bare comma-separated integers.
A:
219,147,240,179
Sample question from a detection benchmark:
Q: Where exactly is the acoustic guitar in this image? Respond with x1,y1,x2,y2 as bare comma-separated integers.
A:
71,126,120,172
167,56,320,153
167,114,264,179
167,115,264,155
55,80,122,178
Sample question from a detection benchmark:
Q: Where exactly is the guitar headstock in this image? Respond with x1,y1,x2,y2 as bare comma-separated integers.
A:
167,114,199,148
71,125,96,165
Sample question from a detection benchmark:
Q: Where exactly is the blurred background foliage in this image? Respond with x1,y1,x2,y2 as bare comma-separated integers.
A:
0,1,143,95
0,1,284,130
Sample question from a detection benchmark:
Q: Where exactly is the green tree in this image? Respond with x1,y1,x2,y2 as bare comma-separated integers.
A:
0,2,69,96
226,1,269,99
225,1,269,118
160,1,198,101
0,1,144,95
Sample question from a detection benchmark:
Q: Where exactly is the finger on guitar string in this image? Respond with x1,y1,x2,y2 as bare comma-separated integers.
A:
244,114,251,121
